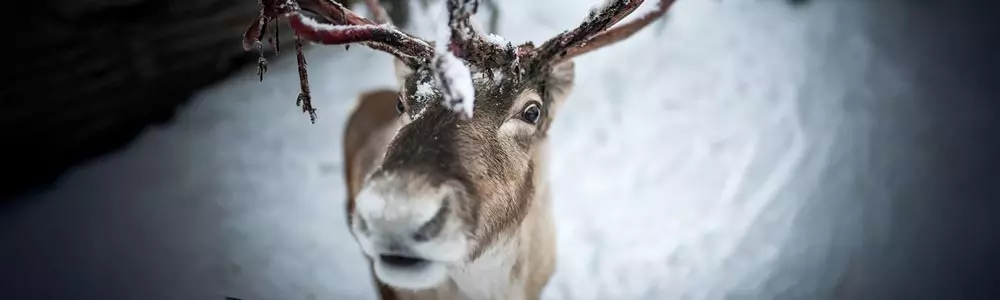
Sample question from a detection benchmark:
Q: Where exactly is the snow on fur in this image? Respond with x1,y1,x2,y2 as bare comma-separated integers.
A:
432,50,476,118
430,0,478,118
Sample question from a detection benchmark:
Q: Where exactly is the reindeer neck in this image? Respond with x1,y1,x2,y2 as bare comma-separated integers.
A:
448,234,522,300
447,142,555,300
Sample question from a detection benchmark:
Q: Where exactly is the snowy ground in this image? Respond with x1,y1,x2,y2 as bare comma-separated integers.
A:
1,0,904,299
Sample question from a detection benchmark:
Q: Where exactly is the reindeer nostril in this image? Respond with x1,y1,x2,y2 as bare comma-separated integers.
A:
379,254,427,268
413,198,450,241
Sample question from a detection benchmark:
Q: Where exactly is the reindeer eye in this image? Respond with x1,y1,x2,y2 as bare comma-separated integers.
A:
396,97,405,114
521,102,541,124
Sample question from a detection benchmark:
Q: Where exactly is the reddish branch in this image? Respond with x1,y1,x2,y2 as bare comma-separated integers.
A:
240,0,674,123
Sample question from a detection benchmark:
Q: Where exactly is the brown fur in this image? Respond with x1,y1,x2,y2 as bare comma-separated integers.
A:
343,89,404,222
343,60,575,299
342,89,405,300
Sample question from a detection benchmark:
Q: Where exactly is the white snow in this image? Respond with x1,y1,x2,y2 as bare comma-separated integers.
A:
0,0,875,299
427,0,478,118
432,50,476,118
296,13,383,34
586,0,619,23
416,80,436,96
484,33,510,46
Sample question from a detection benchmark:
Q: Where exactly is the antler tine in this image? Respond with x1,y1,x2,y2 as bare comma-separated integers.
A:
287,13,434,65
244,0,434,66
442,0,516,70
529,0,671,68
442,0,480,53
292,0,434,65
555,0,674,65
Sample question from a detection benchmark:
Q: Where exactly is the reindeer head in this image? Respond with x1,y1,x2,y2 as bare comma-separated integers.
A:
244,0,673,290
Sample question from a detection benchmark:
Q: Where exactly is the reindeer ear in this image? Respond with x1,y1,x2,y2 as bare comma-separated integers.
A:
393,58,414,88
545,60,576,116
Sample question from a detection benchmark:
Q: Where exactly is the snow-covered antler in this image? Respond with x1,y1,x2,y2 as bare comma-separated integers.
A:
242,0,434,123
526,0,674,69
243,0,494,122
240,0,673,123
547,0,675,65
245,0,434,63
440,0,513,69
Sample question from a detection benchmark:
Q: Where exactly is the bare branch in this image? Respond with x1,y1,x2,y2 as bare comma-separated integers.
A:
554,0,674,65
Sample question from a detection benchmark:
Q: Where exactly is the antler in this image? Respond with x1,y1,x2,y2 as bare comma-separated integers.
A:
242,0,434,123
246,0,434,64
550,0,675,65
440,0,515,70
240,0,674,123
526,0,674,69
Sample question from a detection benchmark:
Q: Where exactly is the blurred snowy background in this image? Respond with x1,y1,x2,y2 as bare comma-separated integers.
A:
3,0,999,299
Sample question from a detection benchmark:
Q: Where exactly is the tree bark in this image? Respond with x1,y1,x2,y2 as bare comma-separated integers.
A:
1,0,281,199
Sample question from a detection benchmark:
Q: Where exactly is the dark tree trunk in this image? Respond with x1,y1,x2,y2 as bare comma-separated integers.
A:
1,0,279,199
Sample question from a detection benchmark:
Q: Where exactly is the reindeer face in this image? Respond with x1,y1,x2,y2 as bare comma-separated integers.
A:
349,60,574,289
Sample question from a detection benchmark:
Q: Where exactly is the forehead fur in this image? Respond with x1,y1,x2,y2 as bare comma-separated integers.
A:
400,68,553,120
378,70,546,201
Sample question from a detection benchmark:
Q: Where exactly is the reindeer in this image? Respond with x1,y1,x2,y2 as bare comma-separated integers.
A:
243,0,674,298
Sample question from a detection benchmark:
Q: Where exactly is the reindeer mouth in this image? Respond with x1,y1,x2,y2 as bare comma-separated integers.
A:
373,252,449,289
379,254,429,268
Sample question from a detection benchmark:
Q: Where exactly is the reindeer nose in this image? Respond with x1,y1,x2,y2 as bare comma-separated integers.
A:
357,197,450,242
353,174,454,242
